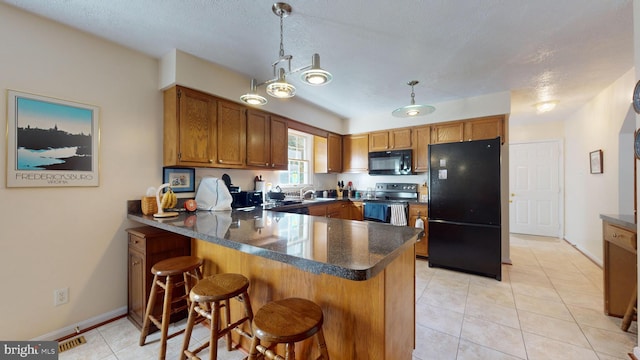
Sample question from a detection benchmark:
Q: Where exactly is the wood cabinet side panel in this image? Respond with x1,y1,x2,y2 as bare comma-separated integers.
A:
384,244,416,359
163,87,179,166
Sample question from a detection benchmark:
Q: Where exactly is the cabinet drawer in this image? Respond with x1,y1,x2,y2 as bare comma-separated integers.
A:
604,223,637,253
408,205,427,217
128,234,146,253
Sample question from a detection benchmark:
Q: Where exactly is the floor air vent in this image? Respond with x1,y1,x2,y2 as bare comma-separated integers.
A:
58,335,86,353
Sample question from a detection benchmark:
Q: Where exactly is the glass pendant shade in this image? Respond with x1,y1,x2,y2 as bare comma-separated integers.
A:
301,54,333,85
240,79,268,105
266,68,296,98
392,104,436,118
392,80,435,118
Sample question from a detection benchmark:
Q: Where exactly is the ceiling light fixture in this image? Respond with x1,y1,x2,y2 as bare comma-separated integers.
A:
535,100,558,113
240,2,332,105
392,80,435,118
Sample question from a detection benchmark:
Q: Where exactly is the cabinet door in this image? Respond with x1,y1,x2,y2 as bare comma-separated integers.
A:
369,131,389,151
216,100,246,167
412,126,430,173
308,204,327,216
351,201,364,221
327,133,343,173
343,134,369,173
326,202,343,218
163,86,217,166
246,109,271,168
408,204,428,257
127,249,145,328
464,116,504,143
431,122,464,144
314,136,328,174
390,128,412,149
270,116,288,170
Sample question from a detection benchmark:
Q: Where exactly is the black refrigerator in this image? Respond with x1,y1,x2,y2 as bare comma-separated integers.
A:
428,137,502,280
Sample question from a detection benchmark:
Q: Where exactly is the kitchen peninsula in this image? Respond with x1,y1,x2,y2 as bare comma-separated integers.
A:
127,204,421,359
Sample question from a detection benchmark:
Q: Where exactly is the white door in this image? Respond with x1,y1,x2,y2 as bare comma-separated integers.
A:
509,141,561,237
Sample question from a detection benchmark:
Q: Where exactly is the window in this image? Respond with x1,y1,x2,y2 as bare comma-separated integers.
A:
278,130,312,185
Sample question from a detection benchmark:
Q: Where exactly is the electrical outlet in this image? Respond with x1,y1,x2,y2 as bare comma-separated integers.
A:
54,288,69,306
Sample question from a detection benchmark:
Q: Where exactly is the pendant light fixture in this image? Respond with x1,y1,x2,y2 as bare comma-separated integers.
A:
392,80,435,118
240,2,332,105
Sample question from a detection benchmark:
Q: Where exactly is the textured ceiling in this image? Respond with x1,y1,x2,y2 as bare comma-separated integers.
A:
3,0,634,124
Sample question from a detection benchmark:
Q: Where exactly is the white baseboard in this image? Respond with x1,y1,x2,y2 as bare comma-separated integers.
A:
564,237,603,268
31,307,127,341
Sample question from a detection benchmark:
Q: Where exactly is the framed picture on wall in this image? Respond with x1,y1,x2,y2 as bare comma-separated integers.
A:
589,149,603,174
6,90,100,187
162,167,195,193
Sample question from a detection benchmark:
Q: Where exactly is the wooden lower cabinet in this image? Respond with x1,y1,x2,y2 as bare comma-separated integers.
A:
126,226,191,331
350,201,364,221
408,204,428,258
602,220,637,317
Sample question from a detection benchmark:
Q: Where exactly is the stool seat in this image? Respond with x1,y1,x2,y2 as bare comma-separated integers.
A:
249,298,329,360
152,256,203,277
191,273,249,303
253,298,323,344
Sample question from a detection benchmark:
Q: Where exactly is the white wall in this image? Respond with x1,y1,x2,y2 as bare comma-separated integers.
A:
0,4,162,339
564,69,635,262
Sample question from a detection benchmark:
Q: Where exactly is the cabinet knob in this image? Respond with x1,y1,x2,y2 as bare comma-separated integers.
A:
219,159,223,163
209,159,213,163
612,233,618,238
271,164,275,168
265,163,269,166
132,260,140,266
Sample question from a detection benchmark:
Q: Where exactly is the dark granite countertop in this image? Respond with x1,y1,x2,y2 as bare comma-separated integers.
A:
127,204,421,281
600,214,636,231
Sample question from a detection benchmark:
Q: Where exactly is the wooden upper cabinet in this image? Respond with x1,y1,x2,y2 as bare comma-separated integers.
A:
163,86,217,166
246,110,288,170
327,133,343,173
463,115,504,143
369,131,390,151
315,134,342,173
246,109,270,168
412,125,430,173
343,134,369,173
216,100,246,167
269,116,288,170
390,128,412,149
431,122,464,144
369,129,412,151
314,136,328,173
431,115,506,145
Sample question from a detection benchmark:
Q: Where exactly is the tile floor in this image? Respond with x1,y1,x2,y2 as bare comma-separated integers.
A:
59,234,637,360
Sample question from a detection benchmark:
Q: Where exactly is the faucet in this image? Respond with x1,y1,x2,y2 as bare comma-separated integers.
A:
300,186,316,199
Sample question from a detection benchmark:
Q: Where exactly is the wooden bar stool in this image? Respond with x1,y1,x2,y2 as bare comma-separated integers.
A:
180,273,254,360
248,297,329,360
139,256,203,360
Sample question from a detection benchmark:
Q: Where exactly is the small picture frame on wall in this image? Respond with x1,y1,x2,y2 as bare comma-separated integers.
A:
589,150,603,174
162,167,195,192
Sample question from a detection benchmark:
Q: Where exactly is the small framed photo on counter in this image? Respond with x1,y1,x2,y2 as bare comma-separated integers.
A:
589,149,603,174
162,167,195,192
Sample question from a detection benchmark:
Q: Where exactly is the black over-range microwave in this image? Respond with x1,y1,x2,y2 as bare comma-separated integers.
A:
368,149,414,175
